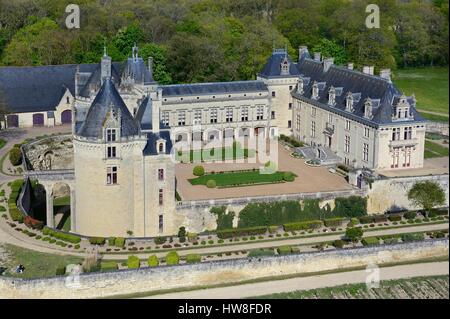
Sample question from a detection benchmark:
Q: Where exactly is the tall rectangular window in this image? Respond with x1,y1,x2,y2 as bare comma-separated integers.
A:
193,109,202,125
158,189,163,206
106,129,117,142
288,120,292,128
363,143,369,161
311,107,316,117
288,103,293,110
226,107,233,123
296,114,301,130
162,111,169,126
272,91,276,97
328,113,333,123
158,215,163,233
107,146,116,159
158,169,164,181
311,121,316,138
256,106,264,120
364,127,370,138
177,111,186,126
271,111,276,119
392,128,401,141
404,127,412,140
241,107,249,122
210,108,218,123
345,135,351,153
391,148,400,168
106,166,117,185
404,147,411,167
345,120,351,130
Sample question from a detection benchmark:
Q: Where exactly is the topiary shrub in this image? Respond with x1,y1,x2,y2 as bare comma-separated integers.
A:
127,255,140,269
404,211,417,220
55,265,66,276
100,261,118,272
154,236,167,245
333,239,345,249
114,237,125,248
185,254,201,264
283,172,295,182
283,220,322,232
108,237,116,246
165,251,180,265
361,237,380,246
277,246,292,255
89,237,106,245
178,227,186,243
206,180,216,188
248,249,275,257
193,165,205,176
9,147,22,166
148,255,159,267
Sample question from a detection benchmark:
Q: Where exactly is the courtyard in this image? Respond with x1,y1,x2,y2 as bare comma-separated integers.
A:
176,142,353,201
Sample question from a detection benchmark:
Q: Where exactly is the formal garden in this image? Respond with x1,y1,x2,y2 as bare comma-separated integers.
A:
175,141,255,163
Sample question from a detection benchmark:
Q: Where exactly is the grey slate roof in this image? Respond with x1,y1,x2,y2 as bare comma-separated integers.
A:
293,58,426,127
258,50,301,78
0,64,97,113
143,130,173,155
78,62,122,98
77,79,140,139
135,96,154,130
161,81,267,97
122,57,155,85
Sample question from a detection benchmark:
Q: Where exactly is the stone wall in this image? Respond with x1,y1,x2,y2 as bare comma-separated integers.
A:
367,174,449,214
0,239,447,299
426,121,449,137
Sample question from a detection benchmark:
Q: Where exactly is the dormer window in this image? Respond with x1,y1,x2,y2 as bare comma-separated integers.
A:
157,139,166,154
297,78,304,94
106,128,117,142
328,86,336,106
346,92,354,112
393,95,413,121
280,57,289,75
312,82,319,100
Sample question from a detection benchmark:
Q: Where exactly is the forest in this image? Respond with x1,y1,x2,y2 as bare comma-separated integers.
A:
0,0,448,84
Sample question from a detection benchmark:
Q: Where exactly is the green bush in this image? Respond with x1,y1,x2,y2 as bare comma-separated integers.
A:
206,179,216,188
101,261,118,272
89,237,106,245
277,246,292,255
401,233,425,242
55,265,66,276
404,211,417,220
383,237,400,244
268,225,279,233
148,255,159,267
324,217,344,227
216,226,267,239
165,251,180,265
193,165,205,176
9,208,22,222
248,249,275,257
0,206,6,212
333,240,345,248
283,172,295,182
154,236,167,245
127,255,140,269
358,216,374,224
178,227,187,243
185,254,202,264
42,227,81,244
108,237,116,246
283,220,322,232
114,237,125,248
362,237,380,246
388,214,403,222
9,147,22,166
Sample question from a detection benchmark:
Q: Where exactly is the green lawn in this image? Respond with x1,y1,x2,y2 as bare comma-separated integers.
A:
2,244,83,279
176,144,255,163
424,140,449,158
53,195,70,206
420,112,449,123
394,67,449,116
189,170,295,188
0,138,6,150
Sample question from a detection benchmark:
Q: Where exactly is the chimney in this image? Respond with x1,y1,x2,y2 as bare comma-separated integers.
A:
101,54,112,85
362,66,374,75
380,68,391,81
148,57,154,74
314,52,321,62
323,58,334,72
347,63,354,70
298,46,308,61
368,66,374,75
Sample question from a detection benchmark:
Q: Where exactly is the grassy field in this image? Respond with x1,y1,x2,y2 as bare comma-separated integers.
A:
424,140,449,159
189,170,294,187
394,67,449,117
255,275,449,299
176,143,255,163
1,244,83,279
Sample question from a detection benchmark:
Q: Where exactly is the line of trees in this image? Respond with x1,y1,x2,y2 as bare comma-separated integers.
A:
0,0,448,85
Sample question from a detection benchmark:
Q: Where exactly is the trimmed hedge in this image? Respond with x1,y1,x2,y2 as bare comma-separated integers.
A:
333,240,345,249
154,236,167,245
283,220,322,232
89,237,106,245
216,226,267,239
277,246,292,255
9,147,22,166
404,211,417,220
283,172,295,182
166,251,180,265
114,237,125,248
148,255,159,267
248,249,275,257
358,216,374,224
185,254,202,264
193,165,205,176
56,265,66,276
101,261,118,272
388,214,403,222
206,179,217,188
372,215,388,223
127,256,140,269
42,227,81,244
401,233,425,242
324,217,344,227
362,237,380,246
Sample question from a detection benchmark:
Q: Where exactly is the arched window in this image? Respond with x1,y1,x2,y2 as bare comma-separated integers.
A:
158,143,164,153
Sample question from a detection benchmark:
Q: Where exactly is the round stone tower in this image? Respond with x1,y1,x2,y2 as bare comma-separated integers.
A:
73,78,147,237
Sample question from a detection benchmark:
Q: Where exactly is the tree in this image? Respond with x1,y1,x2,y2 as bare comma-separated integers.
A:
312,38,347,65
139,43,172,84
408,181,446,212
345,227,364,243
177,226,186,243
